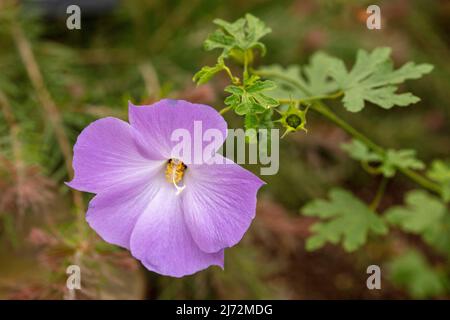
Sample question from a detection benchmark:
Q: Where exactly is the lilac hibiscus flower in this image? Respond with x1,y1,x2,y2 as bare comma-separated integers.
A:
67,99,264,277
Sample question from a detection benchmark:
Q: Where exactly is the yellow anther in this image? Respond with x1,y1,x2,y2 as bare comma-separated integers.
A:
165,159,187,195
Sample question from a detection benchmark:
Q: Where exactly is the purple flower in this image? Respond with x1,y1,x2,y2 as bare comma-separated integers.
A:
67,99,264,277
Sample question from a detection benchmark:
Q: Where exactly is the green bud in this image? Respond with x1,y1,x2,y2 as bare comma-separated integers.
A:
229,48,254,65
279,102,309,137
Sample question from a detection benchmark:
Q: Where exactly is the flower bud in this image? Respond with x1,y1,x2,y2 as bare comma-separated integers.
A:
229,48,254,65
279,102,309,137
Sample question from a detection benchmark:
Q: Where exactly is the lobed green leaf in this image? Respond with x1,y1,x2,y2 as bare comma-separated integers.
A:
388,250,446,299
385,190,446,233
328,47,433,112
204,14,271,59
192,61,225,85
341,139,425,177
224,77,278,116
257,52,339,99
427,160,450,202
301,188,388,252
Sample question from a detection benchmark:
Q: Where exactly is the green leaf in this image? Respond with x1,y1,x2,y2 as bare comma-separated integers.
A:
246,79,276,92
224,78,278,116
257,52,339,99
302,52,340,95
235,101,266,115
385,190,450,255
301,188,388,252
244,108,273,144
204,29,236,57
341,139,424,177
330,48,392,87
341,140,380,162
255,65,305,99
204,14,271,59
427,160,450,202
328,47,433,112
388,250,446,299
224,85,244,95
380,149,425,177
385,190,446,233
258,48,432,111
192,60,225,85
422,214,450,255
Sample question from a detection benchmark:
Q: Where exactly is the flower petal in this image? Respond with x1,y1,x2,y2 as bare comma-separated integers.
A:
86,164,166,249
182,155,265,253
128,99,227,165
67,117,157,194
130,183,224,277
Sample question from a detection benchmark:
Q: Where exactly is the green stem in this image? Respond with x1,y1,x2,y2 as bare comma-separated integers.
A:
398,167,441,194
370,177,388,211
312,102,384,153
361,160,383,176
219,105,232,115
223,64,240,85
310,102,442,194
243,50,249,81
254,68,442,195
278,91,343,105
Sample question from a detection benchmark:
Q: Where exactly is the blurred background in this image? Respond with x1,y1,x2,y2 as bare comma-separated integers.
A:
0,0,449,299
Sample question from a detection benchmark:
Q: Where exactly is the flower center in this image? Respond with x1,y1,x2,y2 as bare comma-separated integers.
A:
165,159,187,195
